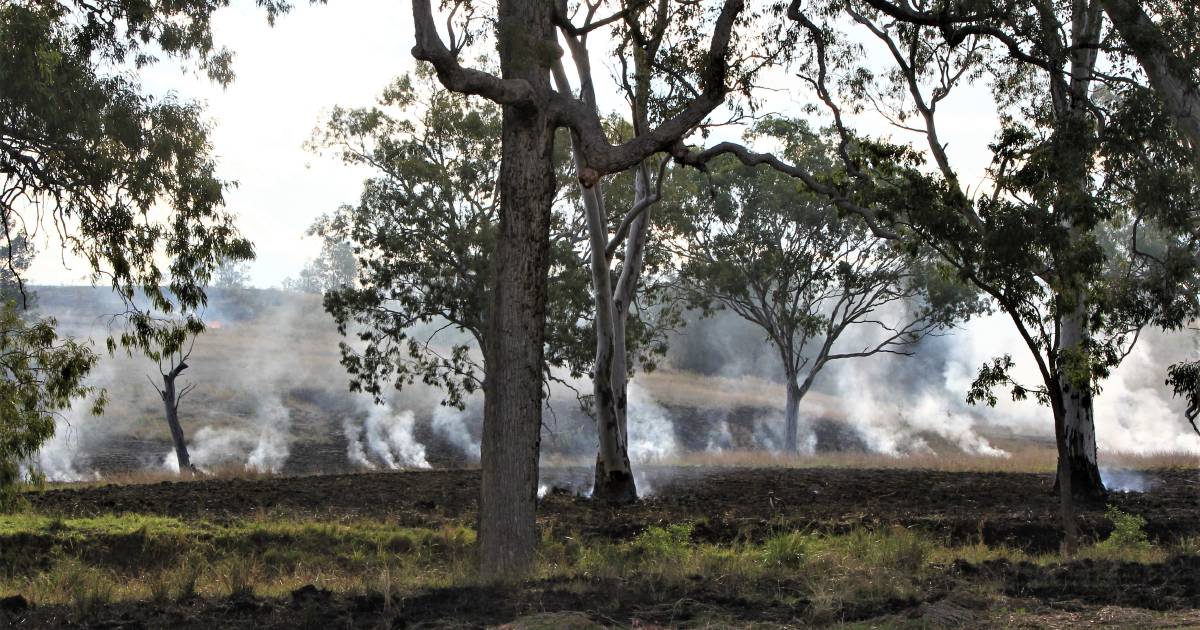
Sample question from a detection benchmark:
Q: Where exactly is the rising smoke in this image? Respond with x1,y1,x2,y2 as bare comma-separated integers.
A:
27,286,1199,488
343,400,431,470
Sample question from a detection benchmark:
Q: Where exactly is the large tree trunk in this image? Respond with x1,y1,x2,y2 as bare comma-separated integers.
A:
160,373,192,472
477,0,557,580
783,364,823,453
1051,398,1081,554
1046,1,1106,510
1055,301,1106,501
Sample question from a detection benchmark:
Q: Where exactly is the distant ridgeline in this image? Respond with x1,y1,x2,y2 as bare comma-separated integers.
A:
31,285,310,329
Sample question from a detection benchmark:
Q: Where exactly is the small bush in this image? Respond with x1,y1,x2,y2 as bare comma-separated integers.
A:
1173,536,1200,556
31,558,113,620
632,523,693,560
1095,506,1151,554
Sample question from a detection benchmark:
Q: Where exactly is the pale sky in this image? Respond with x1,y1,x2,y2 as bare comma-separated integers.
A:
27,1,1002,288
28,1,416,287
21,3,1198,452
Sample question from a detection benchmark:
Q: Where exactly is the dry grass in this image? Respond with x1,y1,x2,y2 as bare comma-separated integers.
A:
642,448,1196,473
1102,451,1200,469
3,510,1187,625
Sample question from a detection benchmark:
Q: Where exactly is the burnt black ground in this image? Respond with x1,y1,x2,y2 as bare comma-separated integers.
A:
8,466,1200,628
25,466,1200,551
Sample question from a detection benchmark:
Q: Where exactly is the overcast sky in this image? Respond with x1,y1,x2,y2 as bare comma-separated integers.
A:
24,2,1009,289
22,3,1198,452
28,1,413,286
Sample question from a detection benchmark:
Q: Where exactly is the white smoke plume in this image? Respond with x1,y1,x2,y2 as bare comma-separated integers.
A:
940,316,1200,455
1100,468,1158,493
247,396,292,472
344,399,431,469
627,381,678,463
705,419,734,452
344,416,372,468
751,413,789,453
626,381,682,497
163,395,294,473
432,404,480,460
33,408,98,482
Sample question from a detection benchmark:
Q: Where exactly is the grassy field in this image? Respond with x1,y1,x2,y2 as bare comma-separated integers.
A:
1,506,1196,627
3,462,1198,628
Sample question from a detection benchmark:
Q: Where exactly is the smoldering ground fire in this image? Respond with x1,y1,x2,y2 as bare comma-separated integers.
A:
25,287,1199,485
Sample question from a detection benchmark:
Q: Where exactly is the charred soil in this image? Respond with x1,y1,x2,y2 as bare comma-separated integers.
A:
9,466,1200,629
27,466,1200,551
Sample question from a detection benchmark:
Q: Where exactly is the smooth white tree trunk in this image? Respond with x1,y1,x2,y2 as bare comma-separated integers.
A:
1055,296,1105,500
611,165,653,448
552,63,646,503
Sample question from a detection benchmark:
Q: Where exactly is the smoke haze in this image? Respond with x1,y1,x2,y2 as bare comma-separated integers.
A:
25,286,1198,484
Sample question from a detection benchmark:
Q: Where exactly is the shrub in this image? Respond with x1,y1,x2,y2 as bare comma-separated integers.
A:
632,523,694,560
1095,506,1151,554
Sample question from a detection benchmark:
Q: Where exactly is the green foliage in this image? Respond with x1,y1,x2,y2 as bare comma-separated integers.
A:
663,120,978,384
760,530,810,569
0,304,101,510
2,2,256,327
794,2,1200,418
631,523,694,560
1095,506,1151,555
0,0,276,508
309,66,593,406
1166,358,1199,435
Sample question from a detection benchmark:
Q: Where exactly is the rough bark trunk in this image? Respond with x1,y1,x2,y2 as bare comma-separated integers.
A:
1052,400,1080,554
160,373,192,472
477,0,557,580
1055,302,1107,502
1046,1,1106,512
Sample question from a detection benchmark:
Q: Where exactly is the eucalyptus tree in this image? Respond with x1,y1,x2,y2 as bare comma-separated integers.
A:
1,1,261,496
549,0,744,502
1095,1,1200,167
1096,0,1200,422
672,1,1200,552
667,131,973,453
0,232,96,507
283,239,357,295
214,259,252,291
148,324,204,474
410,0,757,576
309,69,593,410
841,0,1199,501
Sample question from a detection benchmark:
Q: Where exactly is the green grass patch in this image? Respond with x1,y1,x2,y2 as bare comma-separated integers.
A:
0,506,1186,624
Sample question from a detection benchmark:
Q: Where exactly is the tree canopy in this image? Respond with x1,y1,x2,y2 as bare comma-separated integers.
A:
310,68,594,408
1,0,268,492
